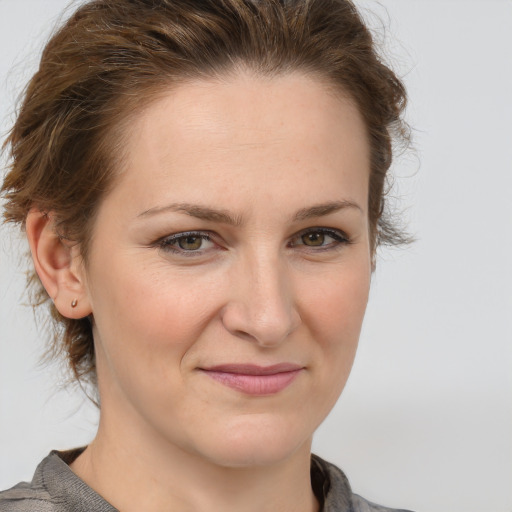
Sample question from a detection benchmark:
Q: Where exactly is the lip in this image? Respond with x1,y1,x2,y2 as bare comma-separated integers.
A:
199,363,304,395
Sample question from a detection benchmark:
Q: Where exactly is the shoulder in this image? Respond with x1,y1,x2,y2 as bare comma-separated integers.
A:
311,454,415,512
0,449,115,512
0,486,56,512
0,456,56,512
351,493,415,512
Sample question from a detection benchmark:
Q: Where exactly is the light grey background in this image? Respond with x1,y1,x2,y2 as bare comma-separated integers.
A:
1,1,511,511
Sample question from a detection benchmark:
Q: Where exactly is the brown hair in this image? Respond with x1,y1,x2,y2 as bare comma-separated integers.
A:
1,0,409,386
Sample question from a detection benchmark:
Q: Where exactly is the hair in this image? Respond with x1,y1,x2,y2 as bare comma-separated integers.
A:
1,0,409,387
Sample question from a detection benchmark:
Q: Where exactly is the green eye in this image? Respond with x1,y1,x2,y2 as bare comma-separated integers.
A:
178,236,203,251
301,232,325,246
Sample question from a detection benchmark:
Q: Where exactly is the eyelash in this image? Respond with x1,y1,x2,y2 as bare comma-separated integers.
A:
156,227,351,257
289,228,351,250
157,231,215,257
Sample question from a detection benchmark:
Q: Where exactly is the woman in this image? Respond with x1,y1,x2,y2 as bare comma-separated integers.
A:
0,0,412,510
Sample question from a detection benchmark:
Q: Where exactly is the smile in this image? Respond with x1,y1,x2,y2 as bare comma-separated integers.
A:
199,364,304,396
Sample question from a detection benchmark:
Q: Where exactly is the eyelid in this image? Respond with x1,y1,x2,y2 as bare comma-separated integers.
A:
156,230,218,256
290,226,351,246
153,226,351,257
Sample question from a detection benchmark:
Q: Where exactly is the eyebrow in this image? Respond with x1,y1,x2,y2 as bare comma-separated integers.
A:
137,200,362,225
137,203,243,226
293,200,363,221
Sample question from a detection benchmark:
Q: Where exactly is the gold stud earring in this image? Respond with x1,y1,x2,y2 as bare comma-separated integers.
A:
71,299,78,308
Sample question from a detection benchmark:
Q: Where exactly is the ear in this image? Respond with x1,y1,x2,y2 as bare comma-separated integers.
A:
25,209,92,319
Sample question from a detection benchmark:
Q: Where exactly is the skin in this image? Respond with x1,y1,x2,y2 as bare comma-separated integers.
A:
27,71,372,512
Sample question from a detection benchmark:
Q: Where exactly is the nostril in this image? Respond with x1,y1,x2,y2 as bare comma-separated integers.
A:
233,329,257,342
221,300,300,346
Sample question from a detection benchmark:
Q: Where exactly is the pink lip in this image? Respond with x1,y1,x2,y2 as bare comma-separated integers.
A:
199,364,304,395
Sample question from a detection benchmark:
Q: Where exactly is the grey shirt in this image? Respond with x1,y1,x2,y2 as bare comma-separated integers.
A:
0,449,413,511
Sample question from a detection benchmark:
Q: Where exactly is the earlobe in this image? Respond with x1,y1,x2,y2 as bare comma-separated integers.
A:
25,209,91,319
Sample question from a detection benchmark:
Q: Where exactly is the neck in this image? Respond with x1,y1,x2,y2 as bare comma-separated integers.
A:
71,408,319,512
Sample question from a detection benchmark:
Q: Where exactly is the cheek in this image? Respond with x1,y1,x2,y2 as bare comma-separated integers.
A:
287,261,370,430
87,255,222,370
300,260,370,389
299,262,370,347
86,258,229,426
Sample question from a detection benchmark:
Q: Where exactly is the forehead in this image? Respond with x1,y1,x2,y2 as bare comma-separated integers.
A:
110,72,370,216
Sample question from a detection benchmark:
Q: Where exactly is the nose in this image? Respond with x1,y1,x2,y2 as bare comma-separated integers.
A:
221,254,301,347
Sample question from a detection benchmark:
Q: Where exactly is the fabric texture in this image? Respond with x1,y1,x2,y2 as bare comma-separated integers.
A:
0,449,414,511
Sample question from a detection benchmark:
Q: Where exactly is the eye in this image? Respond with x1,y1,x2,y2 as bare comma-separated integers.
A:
291,228,350,250
176,235,205,251
157,231,215,255
301,231,327,247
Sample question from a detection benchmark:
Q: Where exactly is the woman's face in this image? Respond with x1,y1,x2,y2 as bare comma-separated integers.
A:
81,72,371,467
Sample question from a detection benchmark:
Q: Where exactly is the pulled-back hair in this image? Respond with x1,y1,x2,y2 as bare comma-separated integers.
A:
1,0,409,386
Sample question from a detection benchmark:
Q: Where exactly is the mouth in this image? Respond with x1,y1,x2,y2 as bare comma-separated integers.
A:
199,363,304,396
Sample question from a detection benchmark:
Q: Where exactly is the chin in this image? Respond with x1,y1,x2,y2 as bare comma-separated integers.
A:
192,414,313,469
